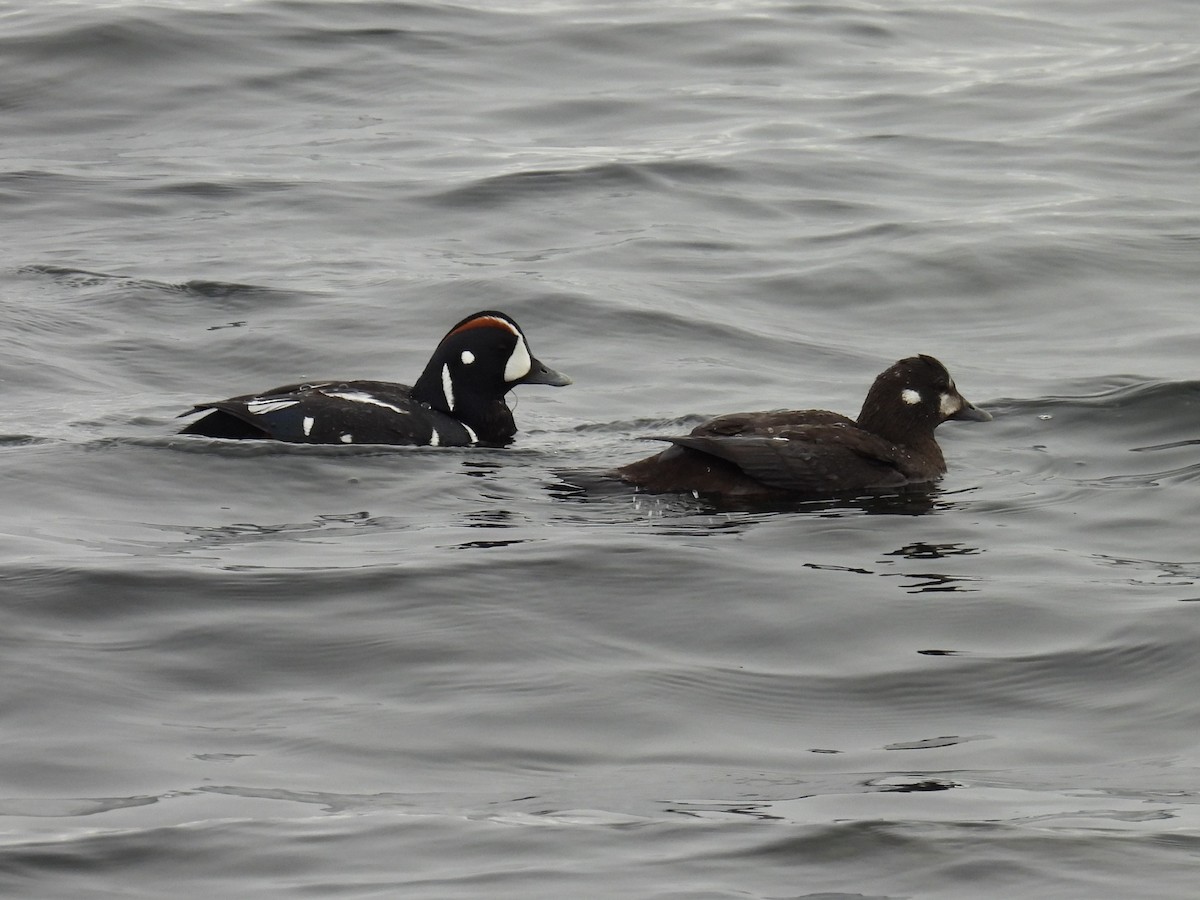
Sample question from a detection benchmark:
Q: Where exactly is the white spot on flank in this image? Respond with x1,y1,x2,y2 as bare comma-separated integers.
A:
462,423,478,445
340,434,353,443
302,416,314,436
429,429,440,447
321,390,409,415
442,363,455,411
901,388,922,406
461,350,475,365
938,392,960,417
504,336,532,383
245,398,300,415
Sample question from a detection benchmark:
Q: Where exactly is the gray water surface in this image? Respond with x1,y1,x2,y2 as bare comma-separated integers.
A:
2,1,1200,897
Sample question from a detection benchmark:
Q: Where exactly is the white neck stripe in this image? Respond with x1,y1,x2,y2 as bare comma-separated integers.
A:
442,363,455,411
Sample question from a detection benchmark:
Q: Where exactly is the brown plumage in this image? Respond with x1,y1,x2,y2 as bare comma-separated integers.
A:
613,355,990,502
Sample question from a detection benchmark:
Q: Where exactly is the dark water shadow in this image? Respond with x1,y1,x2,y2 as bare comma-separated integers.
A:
548,466,951,517
0,434,51,448
17,263,302,306
796,537,986,599
118,434,541,460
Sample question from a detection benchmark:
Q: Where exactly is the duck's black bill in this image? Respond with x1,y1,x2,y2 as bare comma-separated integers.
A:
523,358,573,387
952,402,992,422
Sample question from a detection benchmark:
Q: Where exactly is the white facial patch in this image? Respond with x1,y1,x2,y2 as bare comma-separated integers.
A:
245,398,300,415
442,363,455,411
321,390,408,415
504,336,532,383
461,350,475,365
939,392,961,417
302,416,314,436
900,388,922,406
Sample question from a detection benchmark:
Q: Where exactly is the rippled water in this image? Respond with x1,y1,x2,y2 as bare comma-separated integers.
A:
2,1,1200,897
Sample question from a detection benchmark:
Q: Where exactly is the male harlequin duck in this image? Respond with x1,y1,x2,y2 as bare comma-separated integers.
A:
613,354,990,501
179,310,571,446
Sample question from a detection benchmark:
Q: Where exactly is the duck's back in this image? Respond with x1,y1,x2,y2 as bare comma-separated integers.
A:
180,380,478,446
690,408,855,437
614,354,988,501
615,408,922,498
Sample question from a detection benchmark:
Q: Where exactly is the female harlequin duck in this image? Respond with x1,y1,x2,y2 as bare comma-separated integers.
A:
179,310,570,446
613,354,990,500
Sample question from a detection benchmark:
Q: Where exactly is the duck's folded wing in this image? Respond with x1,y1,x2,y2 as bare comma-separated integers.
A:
179,380,335,436
658,428,908,494
180,382,452,445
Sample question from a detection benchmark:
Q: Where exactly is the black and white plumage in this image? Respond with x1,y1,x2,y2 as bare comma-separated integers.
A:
613,355,990,501
179,310,571,446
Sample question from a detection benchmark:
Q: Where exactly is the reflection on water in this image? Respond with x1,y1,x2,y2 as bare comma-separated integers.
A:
453,539,527,550
159,510,387,549
870,777,960,792
666,800,786,822
885,541,982,561
460,461,504,479
1091,553,1200,587
801,539,985,595
1131,439,1200,453
548,467,950,516
464,509,516,528
883,735,991,751
880,542,984,592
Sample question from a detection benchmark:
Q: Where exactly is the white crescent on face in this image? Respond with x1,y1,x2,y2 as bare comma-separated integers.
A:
504,335,532,383
938,391,961,417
